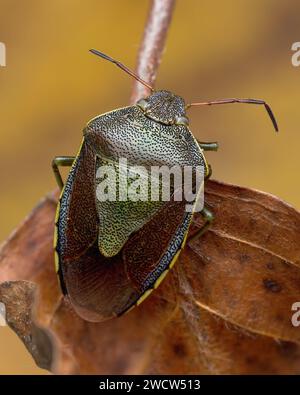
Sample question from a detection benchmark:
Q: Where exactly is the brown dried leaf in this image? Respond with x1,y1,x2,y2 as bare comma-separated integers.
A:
0,180,300,374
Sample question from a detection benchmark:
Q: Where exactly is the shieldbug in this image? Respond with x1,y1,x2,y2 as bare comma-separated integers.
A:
52,50,278,322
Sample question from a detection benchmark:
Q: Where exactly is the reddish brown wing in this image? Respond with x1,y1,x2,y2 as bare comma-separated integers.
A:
123,199,191,293
56,141,99,261
56,140,98,286
62,243,141,322
61,198,191,322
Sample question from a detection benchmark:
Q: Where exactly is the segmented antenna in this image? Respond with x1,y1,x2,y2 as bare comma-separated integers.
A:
90,49,154,92
186,98,278,132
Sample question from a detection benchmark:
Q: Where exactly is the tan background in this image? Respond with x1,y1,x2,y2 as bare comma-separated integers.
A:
0,0,299,374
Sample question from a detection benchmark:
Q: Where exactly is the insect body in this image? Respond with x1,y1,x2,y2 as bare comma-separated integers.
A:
52,50,278,322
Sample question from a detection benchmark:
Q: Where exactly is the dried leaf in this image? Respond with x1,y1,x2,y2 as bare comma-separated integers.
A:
0,180,300,374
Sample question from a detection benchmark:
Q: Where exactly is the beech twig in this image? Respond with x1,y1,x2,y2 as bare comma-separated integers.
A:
130,0,176,103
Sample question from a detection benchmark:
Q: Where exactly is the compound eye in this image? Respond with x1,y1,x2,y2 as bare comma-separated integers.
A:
136,98,149,112
175,115,189,126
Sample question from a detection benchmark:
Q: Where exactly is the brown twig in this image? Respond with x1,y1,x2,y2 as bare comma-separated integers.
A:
130,0,176,104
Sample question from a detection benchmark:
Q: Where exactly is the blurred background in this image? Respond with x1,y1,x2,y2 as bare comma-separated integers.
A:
0,0,299,374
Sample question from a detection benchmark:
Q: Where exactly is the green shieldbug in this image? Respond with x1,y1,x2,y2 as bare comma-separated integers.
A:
52,50,278,322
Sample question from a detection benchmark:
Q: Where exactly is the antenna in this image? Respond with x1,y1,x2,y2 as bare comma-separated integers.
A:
186,98,278,132
90,49,154,92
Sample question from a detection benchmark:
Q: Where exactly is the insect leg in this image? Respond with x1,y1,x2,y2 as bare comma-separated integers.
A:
52,156,75,190
188,98,278,132
198,141,219,151
188,206,214,244
205,164,212,180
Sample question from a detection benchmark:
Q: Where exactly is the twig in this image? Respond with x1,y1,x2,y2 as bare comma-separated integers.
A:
130,0,176,104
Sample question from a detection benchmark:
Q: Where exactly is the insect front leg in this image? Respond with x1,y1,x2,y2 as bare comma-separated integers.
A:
188,206,214,244
52,156,75,190
196,141,218,179
197,141,219,151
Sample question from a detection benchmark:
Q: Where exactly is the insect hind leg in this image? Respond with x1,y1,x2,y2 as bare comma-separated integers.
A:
188,206,214,244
